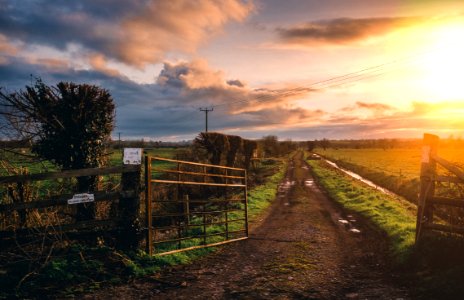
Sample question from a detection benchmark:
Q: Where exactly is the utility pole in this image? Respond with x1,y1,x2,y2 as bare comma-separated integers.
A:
118,132,122,157
199,107,213,132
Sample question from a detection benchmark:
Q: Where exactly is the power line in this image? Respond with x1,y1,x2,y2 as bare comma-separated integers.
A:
209,52,424,112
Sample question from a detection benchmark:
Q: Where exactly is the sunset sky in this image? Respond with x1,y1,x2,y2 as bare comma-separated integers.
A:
1,0,464,141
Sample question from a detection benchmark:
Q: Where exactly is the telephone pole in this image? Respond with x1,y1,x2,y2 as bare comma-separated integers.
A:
199,107,213,132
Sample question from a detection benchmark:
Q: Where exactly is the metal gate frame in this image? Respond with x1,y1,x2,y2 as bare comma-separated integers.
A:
145,156,248,255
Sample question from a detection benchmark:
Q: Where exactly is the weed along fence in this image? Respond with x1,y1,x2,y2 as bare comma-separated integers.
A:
416,133,464,242
0,164,141,249
145,156,248,256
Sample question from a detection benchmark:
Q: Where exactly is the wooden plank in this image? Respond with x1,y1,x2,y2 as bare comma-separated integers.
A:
1,228,121,245
244,169,249,237
0,191,123,212
0,219,118,238
435,175,464,184
429,196,464,208
416,133,439,243
431,153,464,182
145,157,153,255
423,223,464,235
0,165,140,184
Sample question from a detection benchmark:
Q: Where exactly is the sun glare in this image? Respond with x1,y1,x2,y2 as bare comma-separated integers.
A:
418,22,464,101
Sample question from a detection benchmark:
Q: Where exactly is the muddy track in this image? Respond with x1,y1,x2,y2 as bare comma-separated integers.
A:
87,151,411,299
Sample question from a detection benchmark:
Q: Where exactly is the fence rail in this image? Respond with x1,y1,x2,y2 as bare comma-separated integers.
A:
0,165,139,184
416,133,464,242
0,164,141,249
1,154,250,255
145,156,248,256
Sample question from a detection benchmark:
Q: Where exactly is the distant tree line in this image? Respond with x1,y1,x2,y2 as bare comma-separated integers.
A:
304,137,464,150
109,139,192,149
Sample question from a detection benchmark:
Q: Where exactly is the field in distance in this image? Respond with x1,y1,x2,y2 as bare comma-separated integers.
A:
315,147,464,181
0,147,181,176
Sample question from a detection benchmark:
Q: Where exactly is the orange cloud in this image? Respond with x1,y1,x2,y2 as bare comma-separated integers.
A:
325,100,464,137
0,35,19,56
89,54,121,77
0,34,20,64
154,59,315,118
117,0,254,67
20,56,70,71
157,59,244,90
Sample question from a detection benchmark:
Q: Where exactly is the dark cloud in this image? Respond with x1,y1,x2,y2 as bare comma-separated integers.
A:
355,101,392,110
227,80,245,87
340,101,394,113
0,58,319,140
277,17,420,45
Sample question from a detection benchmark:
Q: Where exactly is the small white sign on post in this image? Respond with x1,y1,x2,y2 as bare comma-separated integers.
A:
123,148,142,165
68,193,95,205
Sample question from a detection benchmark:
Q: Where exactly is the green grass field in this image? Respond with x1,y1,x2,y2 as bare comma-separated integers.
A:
313,147,464,205
315,147,464,181
0,147,181,176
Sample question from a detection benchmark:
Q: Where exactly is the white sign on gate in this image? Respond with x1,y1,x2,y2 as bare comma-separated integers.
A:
68,193,95,205
123,148,142,165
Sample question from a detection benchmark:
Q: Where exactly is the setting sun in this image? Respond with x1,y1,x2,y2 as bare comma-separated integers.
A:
418,22,464,101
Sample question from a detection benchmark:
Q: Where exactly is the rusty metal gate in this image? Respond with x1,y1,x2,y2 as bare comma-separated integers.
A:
145,156,248,255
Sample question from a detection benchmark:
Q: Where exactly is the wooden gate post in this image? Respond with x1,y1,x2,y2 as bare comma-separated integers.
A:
117,165,142,250
416,133,439,242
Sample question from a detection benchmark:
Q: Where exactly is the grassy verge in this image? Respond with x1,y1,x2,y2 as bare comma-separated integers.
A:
316,151,420,205
247,158,287,218
308,155,464,298
306,158,416,263
1,157,288,299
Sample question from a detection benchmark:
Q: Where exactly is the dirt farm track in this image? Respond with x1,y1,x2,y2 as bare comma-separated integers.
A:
85,152,411,299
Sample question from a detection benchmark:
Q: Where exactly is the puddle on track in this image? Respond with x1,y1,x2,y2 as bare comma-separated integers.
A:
278,180,295,196
304,180,314,186
337,218,362,234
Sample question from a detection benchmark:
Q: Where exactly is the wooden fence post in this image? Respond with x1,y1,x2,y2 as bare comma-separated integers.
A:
416,133,439,242
76,174,97,222
117,166,142,250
